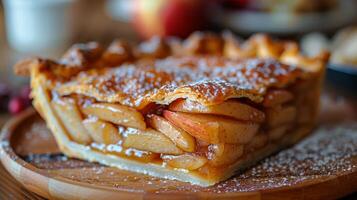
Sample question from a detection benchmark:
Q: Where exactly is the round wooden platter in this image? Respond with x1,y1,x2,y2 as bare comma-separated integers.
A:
0,109,357,200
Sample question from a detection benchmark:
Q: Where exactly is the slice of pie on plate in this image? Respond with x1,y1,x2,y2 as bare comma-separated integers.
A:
15,32,329,187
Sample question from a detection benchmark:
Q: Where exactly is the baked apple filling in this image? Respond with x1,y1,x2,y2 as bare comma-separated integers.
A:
49,86,308,178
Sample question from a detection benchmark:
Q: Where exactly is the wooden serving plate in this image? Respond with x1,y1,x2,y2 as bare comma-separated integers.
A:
1,109,357,200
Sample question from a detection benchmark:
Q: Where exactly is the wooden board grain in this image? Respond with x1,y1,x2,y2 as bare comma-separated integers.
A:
0,109,357,200
0,163,44,200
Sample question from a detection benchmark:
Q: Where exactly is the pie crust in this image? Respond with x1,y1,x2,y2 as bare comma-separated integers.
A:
15,32,329,186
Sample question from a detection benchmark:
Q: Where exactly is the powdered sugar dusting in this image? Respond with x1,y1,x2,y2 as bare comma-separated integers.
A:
250,125,357,177
57,56,307,108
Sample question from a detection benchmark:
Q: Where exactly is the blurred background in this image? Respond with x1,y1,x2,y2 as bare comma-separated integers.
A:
0,0,357,117
1,1,357,199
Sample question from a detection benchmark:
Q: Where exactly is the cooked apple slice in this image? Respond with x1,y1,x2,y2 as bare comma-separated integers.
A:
245,133,268,151
196,139,210,147
267,125,290,141
81,103,146,130
162,154,208,170
83,117,122,145
263,89,294,107
163,111,259,144
123,128,183,155
169,99,265,123
122,149,159,163
52,98,92,144
265,105,296,128
208,143,244,166
147,114,196,152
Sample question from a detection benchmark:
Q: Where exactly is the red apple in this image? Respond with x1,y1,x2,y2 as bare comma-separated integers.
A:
132,0,206,39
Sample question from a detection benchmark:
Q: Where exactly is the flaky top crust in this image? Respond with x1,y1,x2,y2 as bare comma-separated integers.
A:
15,32,329,109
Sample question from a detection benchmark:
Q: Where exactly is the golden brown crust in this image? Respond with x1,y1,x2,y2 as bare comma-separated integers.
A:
14,58,34,76
56,57,310,109
15,32,329,109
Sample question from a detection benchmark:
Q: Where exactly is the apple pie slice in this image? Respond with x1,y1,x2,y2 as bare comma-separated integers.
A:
15,32,329,186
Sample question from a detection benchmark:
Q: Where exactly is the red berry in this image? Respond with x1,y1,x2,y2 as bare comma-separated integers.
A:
8,97,26,115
